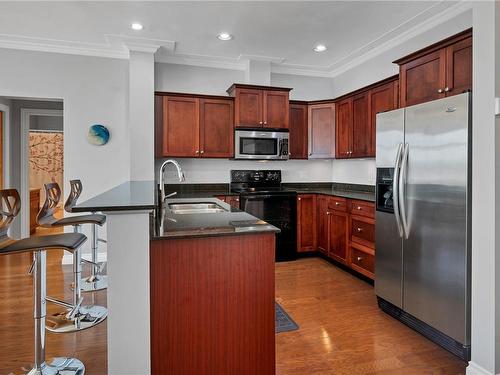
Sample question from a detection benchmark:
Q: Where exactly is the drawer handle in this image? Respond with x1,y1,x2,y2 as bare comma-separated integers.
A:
356,227,363,232
357,256,363,262
335,202,340,206
357,206,362,210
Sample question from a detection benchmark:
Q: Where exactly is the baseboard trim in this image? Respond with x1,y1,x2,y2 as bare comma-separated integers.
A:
466,362,494,375
62,252,107,265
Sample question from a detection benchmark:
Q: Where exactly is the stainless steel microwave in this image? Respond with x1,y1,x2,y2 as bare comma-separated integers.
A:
234,129,289,160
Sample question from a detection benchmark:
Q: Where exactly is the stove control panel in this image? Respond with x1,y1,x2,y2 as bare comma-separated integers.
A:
230,170,282,184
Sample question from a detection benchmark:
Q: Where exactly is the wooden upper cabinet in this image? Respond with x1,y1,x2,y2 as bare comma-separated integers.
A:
289,102,308,159
445,36,472,96
199,98,234,158
162,96,200,157
233,87,263,127
399,49,446,107
335,98,352,159
369,81,397,156
155,93,234,158
351,92,370,158
396,29,472,108
264,90,289,129
308,103,335,159
228,84,291,129
297,194,317,252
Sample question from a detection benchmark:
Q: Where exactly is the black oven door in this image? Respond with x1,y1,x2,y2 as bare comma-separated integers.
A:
240,193,297,262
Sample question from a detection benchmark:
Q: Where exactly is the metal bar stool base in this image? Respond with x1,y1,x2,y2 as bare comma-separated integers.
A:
22,357,85,375
80,274,108,292
46,305,107,333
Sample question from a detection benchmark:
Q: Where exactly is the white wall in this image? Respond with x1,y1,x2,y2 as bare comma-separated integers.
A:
271,73,334,101
156,158,333,184
0,48,129,243
155,62,245,96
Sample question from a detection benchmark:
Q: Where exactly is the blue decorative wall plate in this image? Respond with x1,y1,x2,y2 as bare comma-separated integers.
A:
88,124,110,146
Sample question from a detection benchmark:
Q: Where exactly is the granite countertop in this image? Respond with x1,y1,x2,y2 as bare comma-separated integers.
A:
73,181,157,212
283,187,375,202
151,197,280,239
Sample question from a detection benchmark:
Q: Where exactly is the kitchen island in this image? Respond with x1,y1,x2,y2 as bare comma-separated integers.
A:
74,182,279,375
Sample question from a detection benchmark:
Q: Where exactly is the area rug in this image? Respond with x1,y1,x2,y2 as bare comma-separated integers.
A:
275,302,299,333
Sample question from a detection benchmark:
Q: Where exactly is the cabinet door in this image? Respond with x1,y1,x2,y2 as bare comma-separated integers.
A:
351,92,370,158
199,98,234,158
335,98,352,159
328,210,349,264
369,81,396,156
308,103,335,159
445,36,472,97
297,195,317,252
264,90,289,129
317,196,329,254
162,96,200,157
400,49,446,107
289,103,308,159
234,88,263,127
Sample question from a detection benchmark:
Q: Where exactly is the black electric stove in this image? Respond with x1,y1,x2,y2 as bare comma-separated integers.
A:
230,170,297,262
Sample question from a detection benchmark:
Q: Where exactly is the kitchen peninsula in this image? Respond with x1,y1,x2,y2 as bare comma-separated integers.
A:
74,181,279,375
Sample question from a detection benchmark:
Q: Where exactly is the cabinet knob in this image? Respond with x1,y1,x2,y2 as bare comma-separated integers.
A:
357,206,362,210
259,121,263,125
357,256,363,262
195,150,199,154
200,150,204,154
356,227,363,232
264,121,267,125
288,153,291,156
309,152,312,156
444,87,450,92
438,88,443,93
236,198,239,201
326,211,331,216
335,202,340,206
298,197,301,201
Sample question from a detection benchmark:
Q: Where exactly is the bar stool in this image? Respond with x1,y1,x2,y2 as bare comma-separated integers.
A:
64,179,107,292
0,189,86,374
36,182,107,333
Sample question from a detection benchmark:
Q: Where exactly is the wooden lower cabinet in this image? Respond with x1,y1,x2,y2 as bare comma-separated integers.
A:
302,194,376,280
297,194,316,252
216,195,240,209
328,210,348,264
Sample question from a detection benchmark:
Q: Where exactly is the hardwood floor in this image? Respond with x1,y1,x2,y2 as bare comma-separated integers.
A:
0,255,466,374
275,258,467,375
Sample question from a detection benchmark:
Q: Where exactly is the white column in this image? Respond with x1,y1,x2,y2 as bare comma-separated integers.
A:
105,210,152,375
128,48,157,181
467,2,499,374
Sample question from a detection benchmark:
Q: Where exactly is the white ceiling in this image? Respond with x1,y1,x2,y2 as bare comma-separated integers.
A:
0,1,462,76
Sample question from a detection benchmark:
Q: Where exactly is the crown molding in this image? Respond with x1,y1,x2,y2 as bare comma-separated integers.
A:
0,0,474,78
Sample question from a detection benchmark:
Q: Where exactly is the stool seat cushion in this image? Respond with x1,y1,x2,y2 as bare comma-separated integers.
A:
0,233,87,255
52,214,106,227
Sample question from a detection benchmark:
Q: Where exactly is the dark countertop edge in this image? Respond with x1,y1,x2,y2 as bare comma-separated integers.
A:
88,205,157,213
150,228,279,241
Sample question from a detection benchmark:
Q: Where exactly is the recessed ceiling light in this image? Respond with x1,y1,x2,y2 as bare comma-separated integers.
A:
217,32,233,41
313,44,327,53
131,23,144,31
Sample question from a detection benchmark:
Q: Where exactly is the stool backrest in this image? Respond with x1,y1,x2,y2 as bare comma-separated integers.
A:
0,189,21,243
37,182,61,226
64,179,83,213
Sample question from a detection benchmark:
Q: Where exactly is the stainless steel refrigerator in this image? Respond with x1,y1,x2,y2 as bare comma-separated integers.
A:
375,92,471,361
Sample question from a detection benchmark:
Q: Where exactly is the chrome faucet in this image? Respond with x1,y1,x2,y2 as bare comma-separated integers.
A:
159,159,185,204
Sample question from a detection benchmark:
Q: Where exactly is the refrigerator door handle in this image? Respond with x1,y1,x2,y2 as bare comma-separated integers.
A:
393,143,404,237
399,143,410,239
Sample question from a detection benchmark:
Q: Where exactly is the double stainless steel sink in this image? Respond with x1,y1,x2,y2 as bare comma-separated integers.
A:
168,202,228,214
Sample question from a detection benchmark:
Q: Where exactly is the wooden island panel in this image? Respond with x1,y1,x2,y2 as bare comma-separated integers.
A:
150,233,276,375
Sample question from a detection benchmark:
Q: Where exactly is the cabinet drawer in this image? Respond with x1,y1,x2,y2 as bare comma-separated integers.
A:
328,196,347,212
350,247,374,278
349,200,374,218
351,217,375,248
